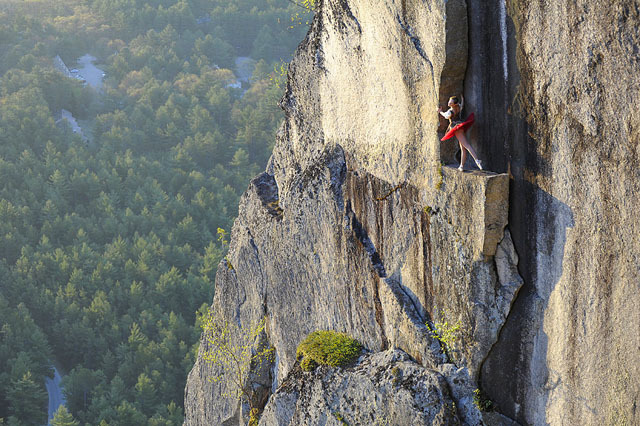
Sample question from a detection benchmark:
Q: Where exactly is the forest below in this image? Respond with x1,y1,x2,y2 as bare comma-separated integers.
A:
0,0,310,424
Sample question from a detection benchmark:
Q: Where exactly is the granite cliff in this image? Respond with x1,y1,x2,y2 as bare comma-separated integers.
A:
185,0,640,425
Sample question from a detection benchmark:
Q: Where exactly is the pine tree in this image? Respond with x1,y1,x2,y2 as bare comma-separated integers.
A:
134,373,157,414
6,372,48,425
51,405,79,426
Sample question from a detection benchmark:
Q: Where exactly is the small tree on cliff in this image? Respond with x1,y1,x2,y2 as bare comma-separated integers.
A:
285,0,316,11
285,0,316,33
200,309,273,415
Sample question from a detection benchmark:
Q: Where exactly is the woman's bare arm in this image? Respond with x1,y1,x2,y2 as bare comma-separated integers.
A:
439,108,453,119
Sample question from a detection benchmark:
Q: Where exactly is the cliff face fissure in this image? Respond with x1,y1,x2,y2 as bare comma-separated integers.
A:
375,182,406,202
393,277,427,326
252,173,283,220
246,229,270,315
372,276,389,351
332,0,361,33
468,0,640,424
397,16,430,62
476,228,524,385
346,200,387,278
421,209,435,319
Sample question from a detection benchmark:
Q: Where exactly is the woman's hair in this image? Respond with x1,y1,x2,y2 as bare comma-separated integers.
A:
449,96,460,105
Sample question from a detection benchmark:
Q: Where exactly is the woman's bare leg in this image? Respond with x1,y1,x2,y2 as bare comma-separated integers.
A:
458,141,467,170
455,130,482,169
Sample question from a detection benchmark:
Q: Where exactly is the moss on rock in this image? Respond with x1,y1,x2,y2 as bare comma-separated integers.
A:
296,331,362,371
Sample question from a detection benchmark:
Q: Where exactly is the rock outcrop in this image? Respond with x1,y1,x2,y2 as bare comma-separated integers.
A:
184,154,515,424
185,0,519,423
186,0,640,424
260,350,463,425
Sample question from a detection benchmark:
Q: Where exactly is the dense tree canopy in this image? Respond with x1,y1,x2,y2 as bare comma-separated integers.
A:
0,0,311,423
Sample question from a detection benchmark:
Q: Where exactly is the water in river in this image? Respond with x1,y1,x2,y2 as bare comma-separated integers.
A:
44,366,66,425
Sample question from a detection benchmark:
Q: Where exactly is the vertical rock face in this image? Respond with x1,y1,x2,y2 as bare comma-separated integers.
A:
438,0,469,164
428,168,519,379
467,1,640,425
271,0,447,191
186,0,640,424
184,0,519,424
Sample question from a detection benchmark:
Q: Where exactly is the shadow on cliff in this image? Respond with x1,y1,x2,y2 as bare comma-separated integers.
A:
480,180,575,424
462,0,582,420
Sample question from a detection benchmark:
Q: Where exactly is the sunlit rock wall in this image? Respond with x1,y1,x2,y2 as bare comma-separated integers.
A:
259,350,462,425
184,0,524,424
466,1,640,425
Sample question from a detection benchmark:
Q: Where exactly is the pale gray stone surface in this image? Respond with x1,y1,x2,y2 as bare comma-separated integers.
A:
477,1,640,425
427,168,518,379
493,229,523,322
184,149,516,424
184,0,521,424
260,350,461,426
437,364,483,426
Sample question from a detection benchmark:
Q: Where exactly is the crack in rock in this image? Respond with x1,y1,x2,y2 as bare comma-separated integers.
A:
346,200,387,278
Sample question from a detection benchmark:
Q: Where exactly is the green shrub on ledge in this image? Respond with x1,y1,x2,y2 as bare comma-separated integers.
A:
296,331,363,371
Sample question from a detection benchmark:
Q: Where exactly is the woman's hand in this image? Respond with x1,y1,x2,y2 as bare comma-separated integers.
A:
437,106,442,113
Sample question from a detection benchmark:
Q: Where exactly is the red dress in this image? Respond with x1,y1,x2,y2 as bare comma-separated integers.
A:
441,112,475,141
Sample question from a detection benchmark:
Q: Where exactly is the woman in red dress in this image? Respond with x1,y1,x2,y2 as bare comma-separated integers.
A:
438,96,483,171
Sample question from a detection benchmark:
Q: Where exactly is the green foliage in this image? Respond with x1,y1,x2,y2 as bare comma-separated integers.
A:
426,314,461,363
390,366,402,385
248,408,260,426
51,405,80,426
285,0,315,46
217,228,229,248
427,318,461,348
332,411,349,425
0,0,309,422
217,227,234,269
296,331,363,371
300,356,318,372
473,388,493,412
446,400,458,418
135,373,158,414
375,414,391,426
5,371,48,424
270,60,289,90
0,298,52,424
436,162,444,190
200,309,274,409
